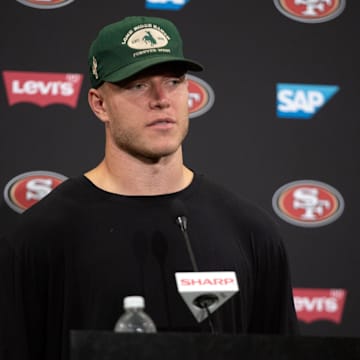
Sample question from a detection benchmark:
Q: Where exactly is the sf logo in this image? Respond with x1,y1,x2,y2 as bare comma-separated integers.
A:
292,187,331,220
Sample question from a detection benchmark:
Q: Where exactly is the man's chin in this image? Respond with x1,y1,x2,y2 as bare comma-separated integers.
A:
130,146,181,163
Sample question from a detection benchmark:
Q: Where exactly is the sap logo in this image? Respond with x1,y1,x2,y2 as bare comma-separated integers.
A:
145,0,190,11
276,83,339,119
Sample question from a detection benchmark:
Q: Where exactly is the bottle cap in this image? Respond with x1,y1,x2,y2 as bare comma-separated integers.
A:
123,295,145,309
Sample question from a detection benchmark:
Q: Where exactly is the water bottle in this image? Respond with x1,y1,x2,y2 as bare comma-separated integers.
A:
114,295,157,333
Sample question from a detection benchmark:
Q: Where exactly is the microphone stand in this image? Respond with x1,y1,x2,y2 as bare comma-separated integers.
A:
176,216,199,272
176,215,218,334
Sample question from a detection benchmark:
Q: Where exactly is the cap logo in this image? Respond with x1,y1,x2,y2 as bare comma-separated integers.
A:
92,56,99,79
123,24,170,52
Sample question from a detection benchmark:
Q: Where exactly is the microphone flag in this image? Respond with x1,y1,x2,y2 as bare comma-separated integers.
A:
175,271,239,322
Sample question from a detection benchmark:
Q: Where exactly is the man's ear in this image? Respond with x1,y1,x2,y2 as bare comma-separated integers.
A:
88,88,109,123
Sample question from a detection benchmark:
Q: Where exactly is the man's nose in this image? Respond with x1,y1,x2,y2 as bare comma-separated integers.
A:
149,83,170,109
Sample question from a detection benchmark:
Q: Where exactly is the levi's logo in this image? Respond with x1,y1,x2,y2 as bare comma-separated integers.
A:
293,288,347,324
2,71,83,108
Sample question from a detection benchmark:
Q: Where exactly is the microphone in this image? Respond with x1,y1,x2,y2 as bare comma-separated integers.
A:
171,199,239,328
172,200,199,272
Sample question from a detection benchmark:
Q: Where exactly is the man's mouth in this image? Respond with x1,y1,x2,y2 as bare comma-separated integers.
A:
148,118,175,127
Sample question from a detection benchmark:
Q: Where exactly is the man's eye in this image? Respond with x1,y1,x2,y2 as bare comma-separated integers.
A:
130,83,146,90
168,77,184,86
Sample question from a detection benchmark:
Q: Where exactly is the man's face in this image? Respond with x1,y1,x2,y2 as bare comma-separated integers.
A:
97,63,190,162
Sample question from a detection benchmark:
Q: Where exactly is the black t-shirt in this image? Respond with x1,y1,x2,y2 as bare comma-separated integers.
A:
1,173,298,360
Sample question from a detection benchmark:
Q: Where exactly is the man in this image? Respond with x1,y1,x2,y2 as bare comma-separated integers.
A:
2,16,298,360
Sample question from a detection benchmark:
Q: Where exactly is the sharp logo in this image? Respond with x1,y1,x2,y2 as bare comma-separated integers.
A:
273,0,346,23
276,83,339,119
272,180,344,227
180,278,236,286
293,288,347,324
4,171,67,214
187,75,215,119
145,0,190,11
17,0,74,9
2,71,83,108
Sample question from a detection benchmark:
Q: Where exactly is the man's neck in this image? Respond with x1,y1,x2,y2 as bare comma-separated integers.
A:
84,148,193,196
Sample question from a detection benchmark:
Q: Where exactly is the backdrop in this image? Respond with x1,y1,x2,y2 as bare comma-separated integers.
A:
1,0,359,337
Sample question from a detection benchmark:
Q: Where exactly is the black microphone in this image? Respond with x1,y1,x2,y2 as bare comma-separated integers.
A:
171,199,219,333
171,199,199,273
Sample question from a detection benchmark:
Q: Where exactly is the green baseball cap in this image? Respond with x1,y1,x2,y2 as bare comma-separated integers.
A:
88,16,204,88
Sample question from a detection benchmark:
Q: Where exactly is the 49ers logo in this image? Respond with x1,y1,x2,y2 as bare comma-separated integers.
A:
273,0,346,23
17,0,74,9
4,171,67,213
2,71,83,108
272,180,344,227
187,75,215,118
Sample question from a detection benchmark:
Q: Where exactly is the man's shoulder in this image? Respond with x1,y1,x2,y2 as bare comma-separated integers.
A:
195,174,281,236
197,175,270,215
11,176,94,232
24,176,88,213
6,176,98,247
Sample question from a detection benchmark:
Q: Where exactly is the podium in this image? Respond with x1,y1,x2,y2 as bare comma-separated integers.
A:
70,331,360,360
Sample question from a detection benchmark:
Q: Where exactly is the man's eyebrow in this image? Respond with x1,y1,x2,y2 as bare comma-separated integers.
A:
113,71,186,86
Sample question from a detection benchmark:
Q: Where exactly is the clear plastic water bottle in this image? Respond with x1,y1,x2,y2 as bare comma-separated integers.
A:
114,296,157,333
